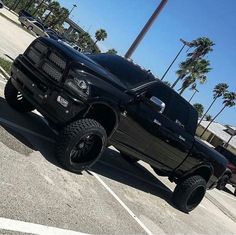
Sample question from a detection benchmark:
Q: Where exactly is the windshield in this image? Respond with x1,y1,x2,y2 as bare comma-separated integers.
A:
89,54,156,89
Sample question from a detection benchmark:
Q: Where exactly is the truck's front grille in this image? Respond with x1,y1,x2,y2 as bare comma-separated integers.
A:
42,63,62,82
25,41,66,83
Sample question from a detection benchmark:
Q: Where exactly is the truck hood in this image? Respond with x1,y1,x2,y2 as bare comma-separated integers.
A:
39,38,126,91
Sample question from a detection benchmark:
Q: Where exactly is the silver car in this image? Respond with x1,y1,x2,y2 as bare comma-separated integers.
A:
19,16,49,37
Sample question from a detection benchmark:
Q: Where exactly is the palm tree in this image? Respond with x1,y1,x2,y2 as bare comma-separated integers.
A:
33,0,46,16
188,84,199,102
198,83,229,125
43,1,60,24
178,59,211,95
171,59,189,88
47,7,69,28
193,103,204,118
172,37,214,89
94,29,107,46
205,114,212,121
25,0,35,11
200,92,236,137
106,49,117,55
187,37,215,62
77,32,91,50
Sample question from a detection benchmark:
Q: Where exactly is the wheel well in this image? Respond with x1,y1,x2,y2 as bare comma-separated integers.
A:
179,166,212,183
84,104,117,137
191,166,212,182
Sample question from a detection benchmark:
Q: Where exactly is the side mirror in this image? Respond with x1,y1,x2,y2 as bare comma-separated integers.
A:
150,96,165,113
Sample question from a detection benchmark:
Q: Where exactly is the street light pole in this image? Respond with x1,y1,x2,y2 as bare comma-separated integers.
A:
161,39,191,81
68,4,77,18
188,88,199,103
124,0,168,59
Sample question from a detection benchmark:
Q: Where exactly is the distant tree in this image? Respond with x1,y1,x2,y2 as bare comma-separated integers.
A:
106,49,117,55
198,83,229,125
193,103,204,118
205,114,212,121
200,92,236,137
94,29,107,46
47,7,69,28
43,1,60,24
77,32,92,50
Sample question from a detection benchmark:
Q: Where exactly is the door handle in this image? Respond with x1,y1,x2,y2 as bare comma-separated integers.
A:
154,119,162,126
178,135,186,142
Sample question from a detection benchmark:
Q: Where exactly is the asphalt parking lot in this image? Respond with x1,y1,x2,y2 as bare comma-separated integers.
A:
1,8,236,235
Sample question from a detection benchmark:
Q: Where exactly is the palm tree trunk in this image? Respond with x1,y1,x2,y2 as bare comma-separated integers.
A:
171,76,181,88
93,40,98,47
189,89,198,102
198,97,217,126
179,87,186,95
200,105,226,137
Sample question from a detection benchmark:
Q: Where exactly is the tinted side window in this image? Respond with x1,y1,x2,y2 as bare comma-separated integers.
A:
168,96,189,128
146,84,173,115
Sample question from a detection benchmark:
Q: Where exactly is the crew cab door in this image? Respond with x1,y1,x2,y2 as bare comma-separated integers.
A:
144,85,196,171
111,83,195,167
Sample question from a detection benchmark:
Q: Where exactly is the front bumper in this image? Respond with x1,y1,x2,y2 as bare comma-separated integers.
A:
11,55,87,124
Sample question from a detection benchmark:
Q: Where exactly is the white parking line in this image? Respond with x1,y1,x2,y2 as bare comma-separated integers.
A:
0,117,55,143
90,171,153,235
0,217,88,235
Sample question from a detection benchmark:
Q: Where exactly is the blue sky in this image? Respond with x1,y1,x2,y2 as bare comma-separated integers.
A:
58,0,236,125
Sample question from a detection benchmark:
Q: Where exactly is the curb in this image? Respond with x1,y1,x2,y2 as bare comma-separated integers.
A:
0,66,10,80
206,193,236,222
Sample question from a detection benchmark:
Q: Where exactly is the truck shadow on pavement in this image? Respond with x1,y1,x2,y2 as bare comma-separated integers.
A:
0,97,174,207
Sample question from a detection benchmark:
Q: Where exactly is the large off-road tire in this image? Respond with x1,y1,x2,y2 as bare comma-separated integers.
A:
4,79,34,113
120,152,138,164
56,119,107,173
172,175,206,213
216,174,230,190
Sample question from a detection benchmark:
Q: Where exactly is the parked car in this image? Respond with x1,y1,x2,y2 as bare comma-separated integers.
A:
19,16,48,37
0,0,4,8
215,145,236,193
4,37,227,213
45,29,64,41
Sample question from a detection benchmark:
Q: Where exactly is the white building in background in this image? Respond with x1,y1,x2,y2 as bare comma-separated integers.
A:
196,120,236,155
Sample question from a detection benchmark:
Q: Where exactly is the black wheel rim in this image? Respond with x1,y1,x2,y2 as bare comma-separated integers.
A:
187,186,205,210
69,133,103,167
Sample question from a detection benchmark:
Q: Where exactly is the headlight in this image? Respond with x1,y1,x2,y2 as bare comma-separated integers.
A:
65,78,90,97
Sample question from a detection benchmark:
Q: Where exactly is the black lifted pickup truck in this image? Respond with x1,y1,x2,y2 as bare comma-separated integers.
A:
4,38,227,212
